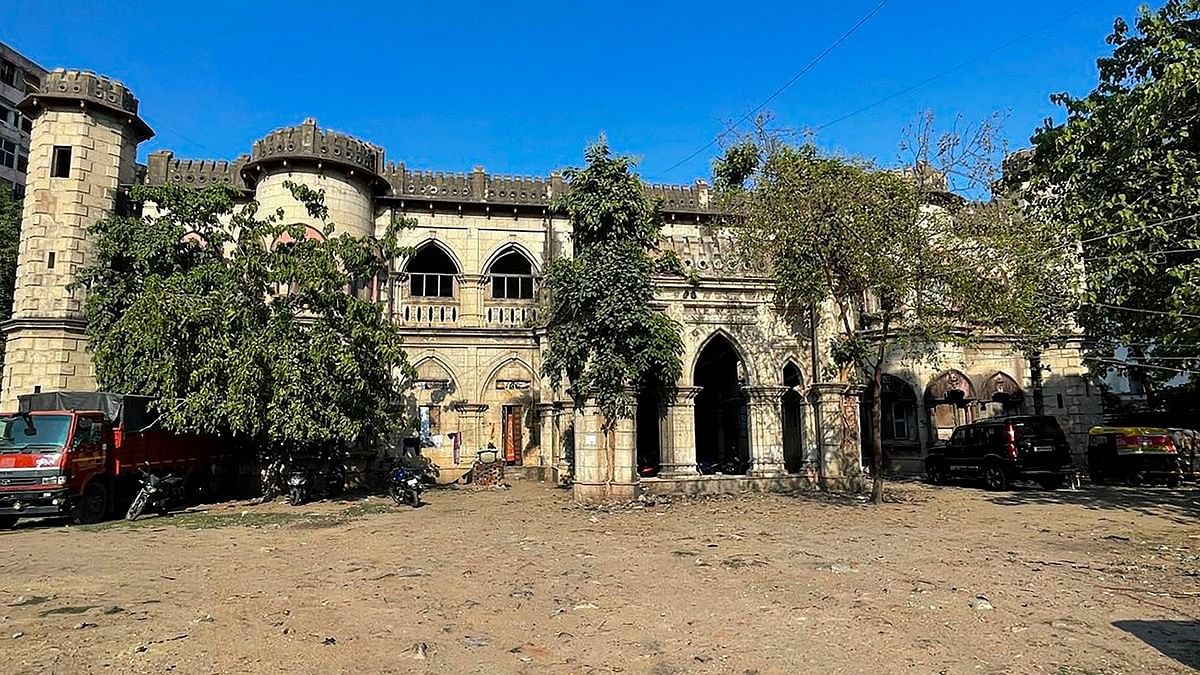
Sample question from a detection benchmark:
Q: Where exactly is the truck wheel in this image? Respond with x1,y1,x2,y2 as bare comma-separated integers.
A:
72,481,109,525
0,515,18,530
982,462,1010,491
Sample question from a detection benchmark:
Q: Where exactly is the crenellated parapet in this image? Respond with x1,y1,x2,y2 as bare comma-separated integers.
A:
241,118,388,192
662,233,769,278
145,150,250,191
142,117,720,217
18,68,153,141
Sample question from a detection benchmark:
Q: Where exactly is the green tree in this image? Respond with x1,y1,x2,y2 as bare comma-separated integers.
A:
1025,0,1200,386
78,181,413,476
0,185,19,377
719,116,1077,503
541,139,685,427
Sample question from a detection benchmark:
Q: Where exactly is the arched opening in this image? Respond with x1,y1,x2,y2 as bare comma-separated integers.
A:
781,363,805,473
693,334,749,474
406,243,459,298
488,248,536,300
925,370,975,444
980,372,1025,418
635,388,662,477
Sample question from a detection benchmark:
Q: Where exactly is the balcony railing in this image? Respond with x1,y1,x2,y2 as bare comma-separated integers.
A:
398,303,458,325
485,304,538,327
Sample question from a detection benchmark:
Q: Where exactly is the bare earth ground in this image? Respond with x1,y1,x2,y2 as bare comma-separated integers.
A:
1,480,1197,675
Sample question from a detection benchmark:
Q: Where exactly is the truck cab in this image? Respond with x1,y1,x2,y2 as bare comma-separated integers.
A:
0,410,110,527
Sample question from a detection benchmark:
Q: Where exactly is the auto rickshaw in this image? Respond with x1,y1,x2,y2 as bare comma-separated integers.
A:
1086,426,1185,487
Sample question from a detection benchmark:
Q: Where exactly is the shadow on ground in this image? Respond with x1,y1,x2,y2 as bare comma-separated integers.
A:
1113,620,1200,671
985,484,1200,524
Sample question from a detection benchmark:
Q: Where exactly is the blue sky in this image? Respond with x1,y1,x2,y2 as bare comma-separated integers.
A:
4,0,1136,185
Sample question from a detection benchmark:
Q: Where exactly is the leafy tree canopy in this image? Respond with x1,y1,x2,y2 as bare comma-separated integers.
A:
718,115,1078,501
0,185,19,376
541,139,684,425
1025,0,1200,386
79,181,413,461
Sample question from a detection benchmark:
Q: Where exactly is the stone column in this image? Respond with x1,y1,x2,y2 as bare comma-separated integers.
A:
552,403,572,484
572,398,637,503
659,386,702,478
535,402,556,471
454,403,488,461
808,384,866,491
745,385,790,476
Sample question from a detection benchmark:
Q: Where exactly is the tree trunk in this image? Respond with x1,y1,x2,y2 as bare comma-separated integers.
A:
871,365,885,504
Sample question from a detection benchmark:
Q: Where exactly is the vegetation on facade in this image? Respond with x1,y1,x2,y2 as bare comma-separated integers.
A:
0,184,18,377
540,139,685,426
1024,0,1200,391
78,181,414,469
717,116,1078,503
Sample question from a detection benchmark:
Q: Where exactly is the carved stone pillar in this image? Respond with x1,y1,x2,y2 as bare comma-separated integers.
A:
744,385,790,476
572,397,637,503
535,402,556,471
808,384,866,491
659,386,703,478
552,402,572,483
454,403,488,461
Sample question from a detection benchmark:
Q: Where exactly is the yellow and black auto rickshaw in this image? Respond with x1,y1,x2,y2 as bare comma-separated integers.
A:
1087,426,1190,487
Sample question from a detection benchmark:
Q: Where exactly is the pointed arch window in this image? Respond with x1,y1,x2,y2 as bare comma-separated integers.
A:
407,243,459,298
488,249,536,300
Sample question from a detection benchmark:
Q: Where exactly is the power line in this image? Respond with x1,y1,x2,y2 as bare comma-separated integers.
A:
647,0,890,181
1088,357,1200,376
812,0,1108,133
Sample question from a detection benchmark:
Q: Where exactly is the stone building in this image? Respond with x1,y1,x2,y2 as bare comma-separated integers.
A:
0,42,45,199
0,67,1103,502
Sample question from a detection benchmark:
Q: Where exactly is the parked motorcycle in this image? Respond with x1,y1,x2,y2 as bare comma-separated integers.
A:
285,468,310,506
388,465,423,508
126,466,185,520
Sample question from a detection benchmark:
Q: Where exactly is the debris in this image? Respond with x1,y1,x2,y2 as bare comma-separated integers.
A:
74,621,97,630
463,634,490,648
323,636,337,645
971,596,994,611
573,603,598,610
133,644,147,653
10,596,50,607
102,606,124,615
193,613,214,624
1103,534,1130,542
829,563,854,574
406,642,429,660
510,588,534,599
11,632,23,639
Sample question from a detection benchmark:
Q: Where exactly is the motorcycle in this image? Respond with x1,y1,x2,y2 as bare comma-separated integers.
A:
388,465,423,508
126,467,185,520
285,468,310,506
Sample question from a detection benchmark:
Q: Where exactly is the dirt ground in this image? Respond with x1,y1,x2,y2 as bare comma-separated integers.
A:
1,479,1197,675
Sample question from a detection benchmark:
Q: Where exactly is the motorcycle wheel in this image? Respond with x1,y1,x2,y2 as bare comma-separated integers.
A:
126,489,150,521
388,485,405,505
407,489,420,508
287,487,304,506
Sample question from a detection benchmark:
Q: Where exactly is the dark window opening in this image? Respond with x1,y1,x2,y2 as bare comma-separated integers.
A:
0,139,15,169
489,250,536,300
1057,393,1065,409
407,244,458,298
51,146,72,178
46,251,55,270
0,59,17,88
781,363,805,473
32,385,41,394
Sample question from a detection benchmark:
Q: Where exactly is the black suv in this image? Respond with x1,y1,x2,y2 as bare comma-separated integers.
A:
925,415,1075,490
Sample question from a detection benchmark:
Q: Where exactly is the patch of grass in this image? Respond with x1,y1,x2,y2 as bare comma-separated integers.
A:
78,500,402,532
342,502,400,517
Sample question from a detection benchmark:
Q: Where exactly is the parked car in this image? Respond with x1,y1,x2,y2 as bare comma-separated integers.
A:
1087,426,1187,487
925,415,1075,491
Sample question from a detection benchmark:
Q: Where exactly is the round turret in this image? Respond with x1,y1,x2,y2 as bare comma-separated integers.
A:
242,119,384,239
18,69,153,141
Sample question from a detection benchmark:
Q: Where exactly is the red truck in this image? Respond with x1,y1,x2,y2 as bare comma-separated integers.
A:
0,392,234,527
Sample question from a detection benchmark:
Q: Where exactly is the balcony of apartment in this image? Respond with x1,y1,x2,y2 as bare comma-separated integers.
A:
481,250,538,329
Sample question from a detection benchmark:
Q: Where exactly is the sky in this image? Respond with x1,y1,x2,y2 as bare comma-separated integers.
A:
2,0,1139,186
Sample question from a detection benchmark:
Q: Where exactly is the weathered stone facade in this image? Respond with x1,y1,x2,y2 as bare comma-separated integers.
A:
1,67,1104,502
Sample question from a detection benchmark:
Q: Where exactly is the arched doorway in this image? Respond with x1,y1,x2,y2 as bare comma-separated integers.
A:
635,388,662,477
694,334,749,474
925,370,975,443
980,372,1024,418
781,363,805,473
